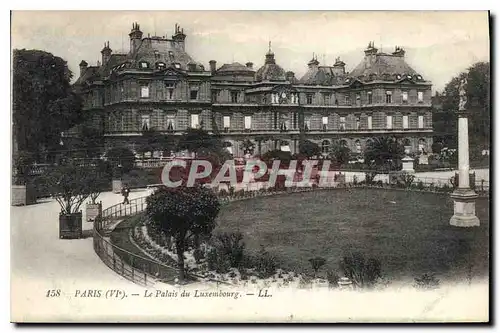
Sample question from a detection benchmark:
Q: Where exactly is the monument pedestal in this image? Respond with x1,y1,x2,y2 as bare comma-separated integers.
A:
449,188,480,227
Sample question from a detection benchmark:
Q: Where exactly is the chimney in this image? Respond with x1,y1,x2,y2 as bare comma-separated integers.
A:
333,57,346,75
129,22,143,54
101,41,112,65
172,23,187,51
364,41,378,57
246,62,253,69
209,60,217,74
392,46,406,57
307,54,319,69
79,60,88,77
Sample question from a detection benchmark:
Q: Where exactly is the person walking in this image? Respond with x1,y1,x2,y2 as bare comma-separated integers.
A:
121,185,130,205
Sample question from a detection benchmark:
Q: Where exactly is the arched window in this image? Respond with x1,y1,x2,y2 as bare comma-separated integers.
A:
139,61,149,69
156,62,166,70
321,140,330,154
340,139,348,148
355,140,362,154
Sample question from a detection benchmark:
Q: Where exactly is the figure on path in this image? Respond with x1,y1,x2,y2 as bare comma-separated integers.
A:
121,185,130,204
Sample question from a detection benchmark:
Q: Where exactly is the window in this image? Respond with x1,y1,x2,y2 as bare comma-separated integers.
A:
211,90,219,103
306,94,313,105
190,89,198,100
140,85,149,98
386,115,393,129
223,116,230,129
322,116,328,130
174,63,181,69
418,138,426,153
355,140,362,154
323,93,330,105
156,89,163,100
339,116,346,130
154,50,160,60
367,91,373,104
355,116,360,130
168,51,174,59
403,115,409,129
141,115,150,131
304,117,311,131
165,82,175,100
385,91,392,104
244,116,252,130
139,61,149,69
355,93,361,106
418,115,424,129
367,115,372,129
402,91,408,103
293,112,298,129
156,62,166,70
345,95,351,105
417,91,424,103
231,91,238,103
321,140,330,154
191,114,200,128
166,114,175,131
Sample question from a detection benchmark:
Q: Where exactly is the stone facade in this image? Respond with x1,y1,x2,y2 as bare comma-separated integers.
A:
74,24,433,158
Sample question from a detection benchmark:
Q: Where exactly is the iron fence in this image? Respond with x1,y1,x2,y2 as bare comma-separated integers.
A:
93,177,489,287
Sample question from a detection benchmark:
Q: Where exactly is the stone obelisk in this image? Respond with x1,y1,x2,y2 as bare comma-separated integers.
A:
449,78,480,227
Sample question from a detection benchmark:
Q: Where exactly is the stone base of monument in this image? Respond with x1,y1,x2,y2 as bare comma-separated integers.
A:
449,188,480,227
112,179,123,194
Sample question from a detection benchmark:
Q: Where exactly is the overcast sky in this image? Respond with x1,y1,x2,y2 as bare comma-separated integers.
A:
11,11,489,92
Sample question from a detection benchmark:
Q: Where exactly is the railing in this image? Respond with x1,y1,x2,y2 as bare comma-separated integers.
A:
93,176,489,286
93,196,179,286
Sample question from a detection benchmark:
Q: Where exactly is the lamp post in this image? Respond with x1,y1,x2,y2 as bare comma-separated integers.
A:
449,78,479,227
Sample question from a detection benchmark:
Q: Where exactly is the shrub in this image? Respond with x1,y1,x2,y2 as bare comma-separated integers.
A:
340,251,382,288
400,172,415,188
326,270,340,288
206,248,231,274
214,232,246,268
416,180,425,190
414,273,440,290
255,246,277,279
218,189,228,197
308,257,327,277
105,147,136,174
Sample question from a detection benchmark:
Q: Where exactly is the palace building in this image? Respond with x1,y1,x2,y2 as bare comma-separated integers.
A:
74,23,433,158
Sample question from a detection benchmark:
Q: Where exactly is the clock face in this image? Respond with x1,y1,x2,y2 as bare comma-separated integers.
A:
281,92,287,99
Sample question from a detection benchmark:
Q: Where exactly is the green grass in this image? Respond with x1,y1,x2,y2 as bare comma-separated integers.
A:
215,188,489,282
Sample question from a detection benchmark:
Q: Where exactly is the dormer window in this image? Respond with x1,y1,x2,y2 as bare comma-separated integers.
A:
156,62,166,70
417,75,423,80
139,61,149,69
168,51,174,59
174,63,181,69
396,74,401,80
154,50,160,60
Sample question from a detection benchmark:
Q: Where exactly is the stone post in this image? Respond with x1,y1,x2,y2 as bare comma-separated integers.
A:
450,78,479,227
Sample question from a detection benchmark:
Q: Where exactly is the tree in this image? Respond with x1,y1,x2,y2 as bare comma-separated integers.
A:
299,140,320,158
241,139,255,155
177,128,230,163
72,124,105,159
435,62,490,151
364,137,404,171
145,186,221,281
42,160,95,214
138,128,176,159
88,160,112,204
105,147,136,175
13,49,83,161
329,141,351,166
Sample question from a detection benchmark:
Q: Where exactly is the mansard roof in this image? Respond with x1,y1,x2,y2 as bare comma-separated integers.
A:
133,37,205,71
299,66,347,86
349,52,421,81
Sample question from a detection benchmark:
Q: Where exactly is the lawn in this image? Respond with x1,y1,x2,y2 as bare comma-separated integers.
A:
215,188,490,283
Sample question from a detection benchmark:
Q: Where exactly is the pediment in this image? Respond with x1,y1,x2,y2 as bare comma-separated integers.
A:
157,66,185,78
348,78,364,88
